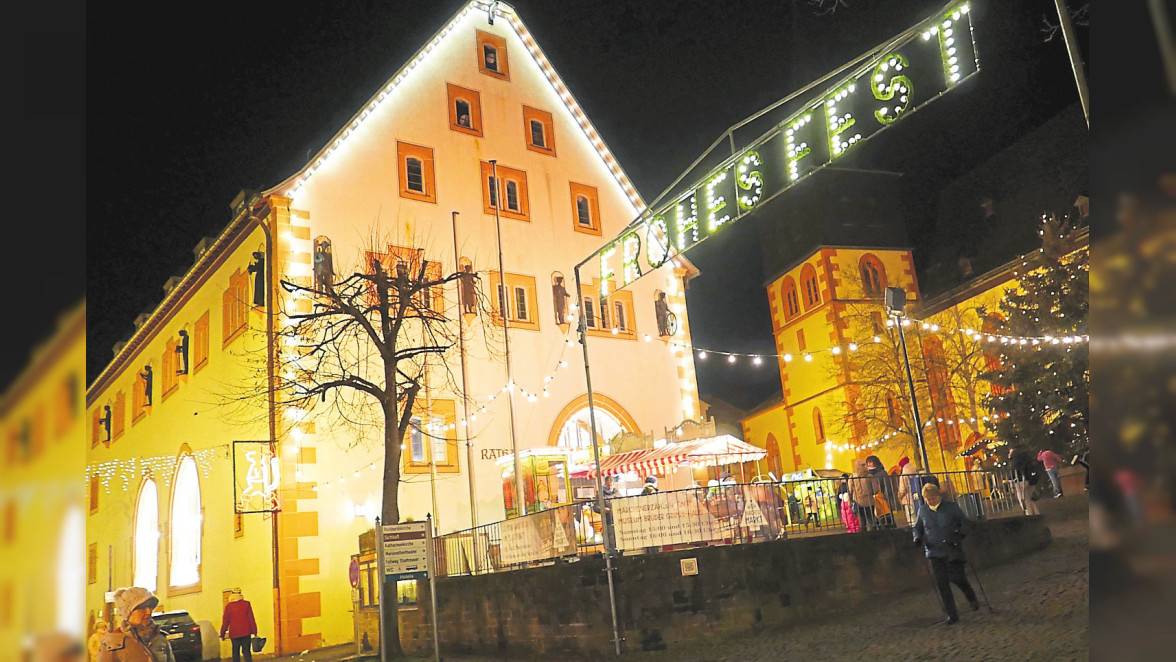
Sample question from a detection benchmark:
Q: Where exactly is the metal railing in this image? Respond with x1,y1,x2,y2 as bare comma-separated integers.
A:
433,469,1027,577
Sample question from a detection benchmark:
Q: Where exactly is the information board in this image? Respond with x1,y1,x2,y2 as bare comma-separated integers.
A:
382,522,430,582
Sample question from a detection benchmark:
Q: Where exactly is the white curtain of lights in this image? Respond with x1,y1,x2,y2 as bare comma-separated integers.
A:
169,457,202,587
557,407,625,450
133,479,159,593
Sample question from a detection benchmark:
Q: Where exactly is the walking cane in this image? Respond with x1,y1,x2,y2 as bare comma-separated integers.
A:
965,558,995,614
919,552,949,622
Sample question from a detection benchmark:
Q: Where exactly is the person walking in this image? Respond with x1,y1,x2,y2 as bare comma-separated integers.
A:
97,587,174,662
592,475,618,550
88,620,110,662
1011,448,1041,515
865,454,897,528
849,460,878,531
219,589,258,662
802,487,821,529
913,483,980,624
1038,448,1066,498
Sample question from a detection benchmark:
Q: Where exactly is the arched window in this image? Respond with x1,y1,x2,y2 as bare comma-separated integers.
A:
133,478,159,592
813,407,826,443
800,264,820,309
981,314,1007,395
169,455,202,589
922,335,961,450
505,181,520,212
529,119,546,148
765,433,783,477
575,196,592,227
405,157,424,193
781,277,800,321
859,254,887,296
58,506,84,637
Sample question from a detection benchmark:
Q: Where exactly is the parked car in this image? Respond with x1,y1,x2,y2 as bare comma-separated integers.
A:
154,610,203,662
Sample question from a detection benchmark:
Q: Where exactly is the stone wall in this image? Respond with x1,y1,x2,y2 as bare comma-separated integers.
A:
406,516,1051,658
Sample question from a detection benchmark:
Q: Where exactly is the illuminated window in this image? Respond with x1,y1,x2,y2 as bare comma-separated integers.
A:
169,455,202,590
488,272,539,331
404,400,459,475
222,269,250,346
112,391,126,440
569,182,600,235
522,106,555,156
476,31,509,80
813,407,826,443
480,162,529,221
859,254,887,296
781,277,800,321
800,264,820,309
447,84,482,136
583,297,595,327
133,479,159,593
396,142,436,204
613,301,627,331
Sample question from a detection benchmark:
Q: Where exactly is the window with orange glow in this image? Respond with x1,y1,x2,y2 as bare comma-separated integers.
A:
476,30,509,80
446,84,483,136
569,182,600,235
480,162,529,221
522,106,555,156
397,141,436,204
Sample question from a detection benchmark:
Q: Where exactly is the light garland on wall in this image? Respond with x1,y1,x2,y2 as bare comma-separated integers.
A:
85,447,222,495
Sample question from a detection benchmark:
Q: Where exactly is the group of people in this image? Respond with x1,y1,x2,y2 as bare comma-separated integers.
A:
836,454,916,532
88,587,259,662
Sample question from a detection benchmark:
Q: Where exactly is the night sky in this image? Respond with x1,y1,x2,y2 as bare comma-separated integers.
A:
74,0,1089,409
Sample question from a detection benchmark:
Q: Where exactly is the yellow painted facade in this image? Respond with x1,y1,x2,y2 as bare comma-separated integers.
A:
84,1,700,655
0,301,86,654
744,232,1088,477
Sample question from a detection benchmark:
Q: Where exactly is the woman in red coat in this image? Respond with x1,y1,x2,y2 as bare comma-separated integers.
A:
219,589,258,662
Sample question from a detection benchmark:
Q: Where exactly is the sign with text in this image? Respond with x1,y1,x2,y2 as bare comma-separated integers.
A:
585,1,979,295
499,508,577,566
233,440,280,513
382,522,430,582
612,490,722,549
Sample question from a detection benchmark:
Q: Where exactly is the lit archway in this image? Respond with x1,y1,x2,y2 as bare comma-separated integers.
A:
547,393,639,449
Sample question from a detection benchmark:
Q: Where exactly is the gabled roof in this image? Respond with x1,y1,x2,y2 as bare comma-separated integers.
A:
264,1,645,215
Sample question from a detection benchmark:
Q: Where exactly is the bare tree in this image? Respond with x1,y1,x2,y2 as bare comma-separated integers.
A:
276,226,498,657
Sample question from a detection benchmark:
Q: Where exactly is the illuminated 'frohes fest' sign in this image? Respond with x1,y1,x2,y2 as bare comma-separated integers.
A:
592,2,979,297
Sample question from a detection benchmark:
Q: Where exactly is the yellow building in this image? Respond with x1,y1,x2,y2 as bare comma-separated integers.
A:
742,221,1089,478
85,1,700,655
0,301,86,655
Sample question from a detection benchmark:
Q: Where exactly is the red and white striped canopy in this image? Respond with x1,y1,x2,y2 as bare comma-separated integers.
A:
575,435,766,478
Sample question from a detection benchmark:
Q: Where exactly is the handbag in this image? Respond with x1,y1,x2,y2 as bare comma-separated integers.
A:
873,491,891,517
251,636,266,653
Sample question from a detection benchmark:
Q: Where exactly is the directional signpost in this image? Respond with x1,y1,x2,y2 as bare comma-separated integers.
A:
377,517,440,662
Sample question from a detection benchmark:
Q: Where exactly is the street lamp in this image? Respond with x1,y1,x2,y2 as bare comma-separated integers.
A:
885,286,932,472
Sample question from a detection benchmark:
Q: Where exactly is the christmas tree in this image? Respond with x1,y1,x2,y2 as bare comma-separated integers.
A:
982,213,1089,457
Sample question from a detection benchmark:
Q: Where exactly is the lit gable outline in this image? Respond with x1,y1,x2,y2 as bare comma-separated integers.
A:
266,1,646,215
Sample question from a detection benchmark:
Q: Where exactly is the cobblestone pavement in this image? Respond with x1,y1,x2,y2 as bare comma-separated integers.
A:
428,494,1089,662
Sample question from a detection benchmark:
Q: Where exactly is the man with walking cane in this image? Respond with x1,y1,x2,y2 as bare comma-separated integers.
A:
913,483,982,624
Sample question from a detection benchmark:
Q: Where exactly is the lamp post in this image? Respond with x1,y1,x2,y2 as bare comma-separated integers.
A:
885,286,931,473
488,160,525,517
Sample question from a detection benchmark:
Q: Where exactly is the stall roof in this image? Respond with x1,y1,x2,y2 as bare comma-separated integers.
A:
574,435,766,478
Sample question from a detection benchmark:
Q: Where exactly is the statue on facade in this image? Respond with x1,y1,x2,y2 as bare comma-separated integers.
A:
655,291,671,337
313,237,335,291
552,274,570,325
